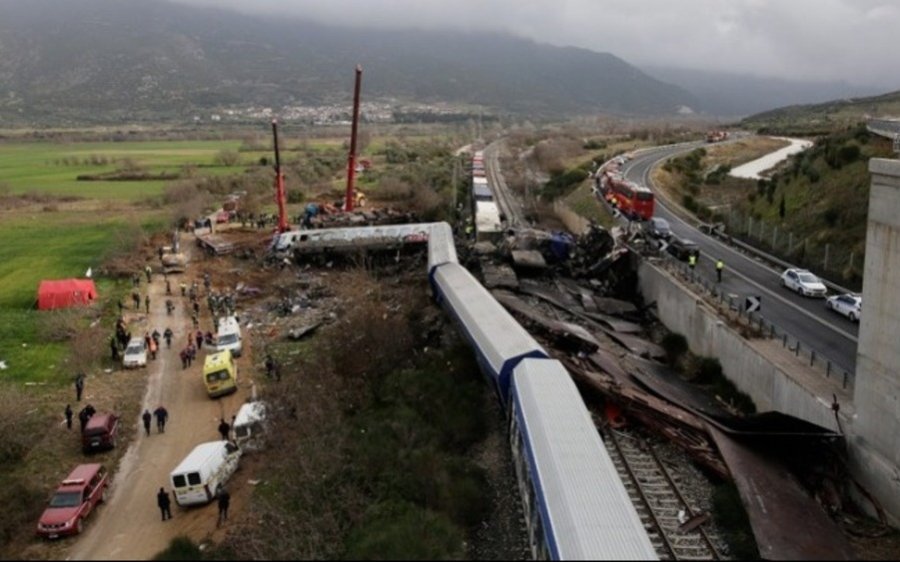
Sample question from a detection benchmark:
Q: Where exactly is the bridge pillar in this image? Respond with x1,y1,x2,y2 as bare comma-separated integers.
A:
851,158,900,524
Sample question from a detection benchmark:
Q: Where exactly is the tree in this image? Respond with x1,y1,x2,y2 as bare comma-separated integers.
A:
215,150,240,167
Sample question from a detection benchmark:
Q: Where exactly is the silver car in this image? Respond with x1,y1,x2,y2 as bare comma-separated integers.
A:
780,268,827,298
122,338,147,368
825,293,862,322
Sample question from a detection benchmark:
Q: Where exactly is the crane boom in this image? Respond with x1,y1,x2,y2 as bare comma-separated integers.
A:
272,118,288,233
345,65,363,212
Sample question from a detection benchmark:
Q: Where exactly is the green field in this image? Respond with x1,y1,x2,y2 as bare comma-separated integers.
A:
0,137,238,384
0,140,249,200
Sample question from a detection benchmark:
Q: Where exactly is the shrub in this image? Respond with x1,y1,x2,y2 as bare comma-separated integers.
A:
153,536,203,560
661,333,689,367
343,500,465,560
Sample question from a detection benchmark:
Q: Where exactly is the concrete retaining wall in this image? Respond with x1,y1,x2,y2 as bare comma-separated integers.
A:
637,260,844,432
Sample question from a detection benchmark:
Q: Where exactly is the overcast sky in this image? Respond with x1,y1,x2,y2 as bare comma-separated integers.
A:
171,0,897,90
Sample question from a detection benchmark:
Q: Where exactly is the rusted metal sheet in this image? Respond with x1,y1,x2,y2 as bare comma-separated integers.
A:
562,356,729,479
494,291,600,352
603,330,666,360
628,357,842,438
590,297,638,316
708,427,856,560
583,311,643,333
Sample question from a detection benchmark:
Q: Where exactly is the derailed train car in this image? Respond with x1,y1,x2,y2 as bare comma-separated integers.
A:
428,226,657,560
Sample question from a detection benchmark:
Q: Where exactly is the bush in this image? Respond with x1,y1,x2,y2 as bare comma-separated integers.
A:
661,333,689,367
153,536,203,560
343,500,465,560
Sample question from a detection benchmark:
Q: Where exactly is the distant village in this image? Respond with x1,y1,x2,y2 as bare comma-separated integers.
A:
192,100,483,125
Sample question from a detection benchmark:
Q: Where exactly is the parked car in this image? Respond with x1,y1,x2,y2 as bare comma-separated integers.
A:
780,268,827,298
643,217,672,240
82,412,120,453
667,237,700,261
37,464,108,539
825,293,862,322
122,337,147,369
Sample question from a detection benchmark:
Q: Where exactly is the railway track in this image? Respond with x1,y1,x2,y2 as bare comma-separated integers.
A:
600,424,721,561
484,141,524,228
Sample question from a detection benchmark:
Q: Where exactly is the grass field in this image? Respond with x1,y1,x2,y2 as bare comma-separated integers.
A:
0,140,205,387
0,140,247,200
0,211,148,383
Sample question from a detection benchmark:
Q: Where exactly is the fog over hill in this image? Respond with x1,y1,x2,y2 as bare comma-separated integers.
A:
0,0,892,126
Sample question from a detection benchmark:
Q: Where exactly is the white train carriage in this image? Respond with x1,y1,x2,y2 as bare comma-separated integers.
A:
475,200,503,242
509,358,658,561
431,262,547,401
472,177,493,202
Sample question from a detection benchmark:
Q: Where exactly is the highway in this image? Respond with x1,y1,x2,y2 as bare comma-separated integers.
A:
622,144,859,376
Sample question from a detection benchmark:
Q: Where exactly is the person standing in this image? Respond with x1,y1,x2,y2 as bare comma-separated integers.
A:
145,265,152,283
217,418,230,441
145,295,151,314
157,487,172,521
716,259,724,283
110,336,120,361
216,488,230,527
142,410,152,436
164,327,174,349
74,373,85,402
154,406,168,433
64,404,73,430
688,253,697,274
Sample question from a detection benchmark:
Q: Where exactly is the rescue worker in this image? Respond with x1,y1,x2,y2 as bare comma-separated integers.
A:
217,418,230,441
154,406,168,434
157,487,172,521
142,410,152,436
716,258,724,283
216,487,230,527
302,202,319,229
688,253,697,272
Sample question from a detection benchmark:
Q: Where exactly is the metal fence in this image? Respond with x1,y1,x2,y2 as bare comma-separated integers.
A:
723,207,862,292
652,252,855,391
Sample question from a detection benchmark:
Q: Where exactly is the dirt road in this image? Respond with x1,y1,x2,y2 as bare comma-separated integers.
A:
69,237,253,560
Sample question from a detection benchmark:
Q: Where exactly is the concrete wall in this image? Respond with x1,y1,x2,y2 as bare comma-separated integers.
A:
849,159,900,524
637,261,846,433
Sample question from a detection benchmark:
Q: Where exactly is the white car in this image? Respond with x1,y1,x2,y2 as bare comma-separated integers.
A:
825,293,862,322
122,337,147,368
780,268,827,298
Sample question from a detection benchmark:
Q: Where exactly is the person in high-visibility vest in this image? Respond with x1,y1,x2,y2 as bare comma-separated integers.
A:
688,254,697,270
716,259,724,282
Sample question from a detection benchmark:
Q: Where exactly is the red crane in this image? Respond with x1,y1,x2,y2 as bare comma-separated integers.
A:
344,65,363,212
271,118,289,233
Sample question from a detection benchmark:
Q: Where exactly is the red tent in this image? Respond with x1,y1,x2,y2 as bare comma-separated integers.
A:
36,279,97,310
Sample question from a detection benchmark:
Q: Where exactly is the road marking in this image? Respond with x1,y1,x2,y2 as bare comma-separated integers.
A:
626,147,859,344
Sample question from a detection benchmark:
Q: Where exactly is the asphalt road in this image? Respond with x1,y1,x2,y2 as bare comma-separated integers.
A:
622,144,859,375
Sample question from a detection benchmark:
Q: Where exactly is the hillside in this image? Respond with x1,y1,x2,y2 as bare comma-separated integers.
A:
740,90,900,135
0,0,698,125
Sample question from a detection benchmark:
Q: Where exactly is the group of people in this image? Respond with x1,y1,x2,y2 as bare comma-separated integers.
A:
156,486,230,526
142,406,169,435
71,258,248,528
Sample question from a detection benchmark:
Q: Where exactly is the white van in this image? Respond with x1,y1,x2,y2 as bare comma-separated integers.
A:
169,441,241,506
215,316,243,357
233,401,268,452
